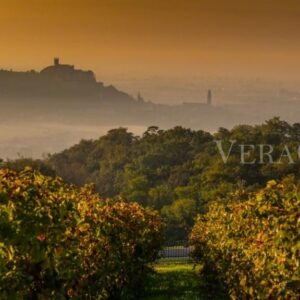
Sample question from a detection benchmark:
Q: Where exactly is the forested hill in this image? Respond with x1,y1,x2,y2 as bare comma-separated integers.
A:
4,117,300,240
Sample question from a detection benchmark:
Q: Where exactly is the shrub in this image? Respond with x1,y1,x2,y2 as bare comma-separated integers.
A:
0,168,162,299
190,177,300,299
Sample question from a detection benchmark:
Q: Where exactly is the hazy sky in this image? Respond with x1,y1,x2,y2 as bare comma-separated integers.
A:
1,0,300,81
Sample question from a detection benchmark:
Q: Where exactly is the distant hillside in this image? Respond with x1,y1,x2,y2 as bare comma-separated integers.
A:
0,58,133,101
0,59,251,158
0,58,245,129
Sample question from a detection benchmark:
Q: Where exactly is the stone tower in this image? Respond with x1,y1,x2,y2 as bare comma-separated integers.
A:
54,57,60,66
207,89,212,105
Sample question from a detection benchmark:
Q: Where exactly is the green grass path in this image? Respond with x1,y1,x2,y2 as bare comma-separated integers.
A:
142,260,228,300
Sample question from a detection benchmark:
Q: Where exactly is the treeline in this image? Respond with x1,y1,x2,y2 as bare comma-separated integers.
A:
3,117,300,240
0,168,162,299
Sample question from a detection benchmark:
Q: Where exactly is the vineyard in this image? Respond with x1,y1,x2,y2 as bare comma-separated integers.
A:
1,162,300,298
0,168,162,299
190,177,300,299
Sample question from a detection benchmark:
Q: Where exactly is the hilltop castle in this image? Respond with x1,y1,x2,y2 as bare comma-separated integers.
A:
40,58,96,83
0,58,101,98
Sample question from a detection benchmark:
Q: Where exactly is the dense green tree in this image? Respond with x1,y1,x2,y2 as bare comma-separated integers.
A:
162,198,197,241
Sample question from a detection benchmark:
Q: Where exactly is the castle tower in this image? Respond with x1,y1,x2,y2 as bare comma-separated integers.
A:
54,57,60,66
207,89,212,105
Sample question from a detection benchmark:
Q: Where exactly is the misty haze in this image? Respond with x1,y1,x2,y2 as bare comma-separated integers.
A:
1,58,300,159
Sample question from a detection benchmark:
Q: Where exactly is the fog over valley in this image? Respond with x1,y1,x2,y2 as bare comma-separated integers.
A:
1,59,300,159
0,58,300,159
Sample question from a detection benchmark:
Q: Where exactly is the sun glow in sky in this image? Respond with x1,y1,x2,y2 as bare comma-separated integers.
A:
1,0,300,80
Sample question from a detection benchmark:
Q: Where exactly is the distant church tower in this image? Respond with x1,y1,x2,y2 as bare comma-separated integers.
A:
207,89,212,105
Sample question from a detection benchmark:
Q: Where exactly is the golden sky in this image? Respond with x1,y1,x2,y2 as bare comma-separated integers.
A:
0,0,300,80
